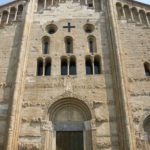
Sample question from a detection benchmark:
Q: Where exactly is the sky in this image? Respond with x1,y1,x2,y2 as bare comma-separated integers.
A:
0,0,149,5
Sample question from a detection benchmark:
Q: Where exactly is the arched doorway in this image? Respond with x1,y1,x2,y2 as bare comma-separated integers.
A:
47,98,95,150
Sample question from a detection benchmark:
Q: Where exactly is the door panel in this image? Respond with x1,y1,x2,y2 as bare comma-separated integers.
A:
56,131,83,150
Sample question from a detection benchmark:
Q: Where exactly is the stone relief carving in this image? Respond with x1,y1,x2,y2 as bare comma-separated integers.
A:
129,90,150,97
133,115,140,124
96,140,111,149
93,101,104,109
128,77,150,83
41,120,53,131
18,143,41,150
0,82,12,88
22,101,46,108
95,115,108,123
64,77,73,92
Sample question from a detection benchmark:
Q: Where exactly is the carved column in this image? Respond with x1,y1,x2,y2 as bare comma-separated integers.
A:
67,57,70,75
41,121,53,150
0,13,2,24
44,0,47,9
14,7,18,21
91,57,95,75
84,120,96,150
6,8,10,24
145,15,149,26
43,58,45,76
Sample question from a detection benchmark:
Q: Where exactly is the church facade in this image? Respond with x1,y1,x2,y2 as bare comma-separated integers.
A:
0,0,150,150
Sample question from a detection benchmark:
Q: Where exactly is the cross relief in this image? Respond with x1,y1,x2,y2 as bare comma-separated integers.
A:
63,22,75,32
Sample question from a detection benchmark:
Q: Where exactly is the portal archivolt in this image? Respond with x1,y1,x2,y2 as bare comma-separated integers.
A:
46,98,95,150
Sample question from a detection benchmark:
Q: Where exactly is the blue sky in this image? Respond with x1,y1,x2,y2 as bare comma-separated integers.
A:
0,0,149,5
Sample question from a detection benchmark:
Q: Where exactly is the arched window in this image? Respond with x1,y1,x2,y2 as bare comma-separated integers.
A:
139,10,148,25
37,0,44,11
147,13,150,25
61,57,68,75
17,5,23,20
124,5,131,21
42,36,50,54
47,0,52,8
131,7,140,23
144,62,150,76
1,11,8,25
53,0,59,6
94,55,101,74
143,115,150,144
45,58,51,76
69,56,76,75
9,7,16,23
65,36,73,53
86,56,93,75
37,58,43,76
87,0,93,8
116,3,123,20
88,36,97,53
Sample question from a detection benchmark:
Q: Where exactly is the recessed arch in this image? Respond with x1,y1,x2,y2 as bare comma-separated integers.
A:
143,115,150,144
17,5,23,20
49,98,92,122
144,62,150,76
131,7,140,23
123,5,131,20
116,3,123,20
1,10,9,25
139,10,148,25
9,7,16,23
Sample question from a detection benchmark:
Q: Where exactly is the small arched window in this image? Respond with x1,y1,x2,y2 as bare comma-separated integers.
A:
131,7,140,23
9,7,16,23
116,3,123,20
144,62,150,76
147,13,150,25
17,5,23,20
65,36,73,53
86,56,93,75
61,57,68,75
53,0,59,6
139,10,148,25
124,5,131,21
69,56,76,75
143,115,150,144
87,0,93,8
88,36,97,53
42,36,49,54
37,58,43,76
47,0,52,8
1,10,8,25
37,0,44,11
94,55,101,74
45,58,51,76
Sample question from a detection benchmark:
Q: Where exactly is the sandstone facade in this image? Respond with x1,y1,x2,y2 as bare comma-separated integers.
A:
0,0,150,150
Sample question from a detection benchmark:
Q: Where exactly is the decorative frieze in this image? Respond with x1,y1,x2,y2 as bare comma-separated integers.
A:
130,91,150,97
128,77,150,83
41,120,53,131
18,142,41,150
22,101,46,108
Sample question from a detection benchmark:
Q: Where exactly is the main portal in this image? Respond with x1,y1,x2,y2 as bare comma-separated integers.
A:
56,131,84,150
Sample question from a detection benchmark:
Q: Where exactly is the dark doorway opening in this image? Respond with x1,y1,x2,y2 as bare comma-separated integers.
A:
56,131,84,150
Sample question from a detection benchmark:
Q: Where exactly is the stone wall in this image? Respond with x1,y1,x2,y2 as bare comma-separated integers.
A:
114,0,150,149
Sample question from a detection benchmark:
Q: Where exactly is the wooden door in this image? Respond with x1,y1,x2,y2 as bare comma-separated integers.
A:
56,131,83,150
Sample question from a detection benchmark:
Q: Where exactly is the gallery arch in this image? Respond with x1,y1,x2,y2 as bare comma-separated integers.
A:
43,98,95,150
